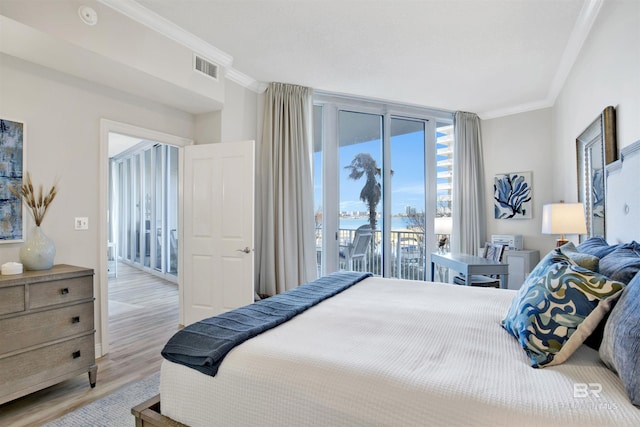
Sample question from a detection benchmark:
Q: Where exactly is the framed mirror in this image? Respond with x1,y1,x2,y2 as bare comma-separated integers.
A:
576,106,617,241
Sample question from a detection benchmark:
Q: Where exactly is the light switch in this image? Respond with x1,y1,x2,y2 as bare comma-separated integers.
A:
75,217,89,230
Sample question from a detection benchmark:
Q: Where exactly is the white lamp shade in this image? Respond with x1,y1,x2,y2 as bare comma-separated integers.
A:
541,203,587,235
434,216,452,234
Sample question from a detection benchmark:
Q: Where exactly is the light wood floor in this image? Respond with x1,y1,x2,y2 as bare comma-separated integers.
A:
0,263,180,427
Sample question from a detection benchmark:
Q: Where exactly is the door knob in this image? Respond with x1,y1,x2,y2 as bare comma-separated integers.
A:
237,247,251,254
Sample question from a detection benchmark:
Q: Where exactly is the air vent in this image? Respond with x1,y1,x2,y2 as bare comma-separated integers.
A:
194,55,219,81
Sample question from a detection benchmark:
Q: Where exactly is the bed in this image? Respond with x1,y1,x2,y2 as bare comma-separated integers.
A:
133,140,640,426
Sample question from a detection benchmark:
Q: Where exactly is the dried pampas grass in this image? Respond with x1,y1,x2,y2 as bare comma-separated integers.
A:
10,172,58,227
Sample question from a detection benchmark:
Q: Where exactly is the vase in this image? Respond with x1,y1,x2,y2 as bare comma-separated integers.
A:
20,226,56,270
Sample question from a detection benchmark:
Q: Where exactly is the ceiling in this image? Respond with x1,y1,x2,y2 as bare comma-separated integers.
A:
125,0,599,119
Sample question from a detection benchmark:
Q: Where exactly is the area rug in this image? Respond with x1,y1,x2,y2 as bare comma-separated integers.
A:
43,372,159,427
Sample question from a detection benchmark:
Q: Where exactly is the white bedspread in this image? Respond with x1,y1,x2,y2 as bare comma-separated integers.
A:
161,277,640,426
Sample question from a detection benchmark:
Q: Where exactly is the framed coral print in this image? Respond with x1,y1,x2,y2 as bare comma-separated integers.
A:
494,171,533,219
0,119,25,243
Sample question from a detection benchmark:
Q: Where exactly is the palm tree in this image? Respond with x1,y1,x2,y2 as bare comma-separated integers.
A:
345,153,382,230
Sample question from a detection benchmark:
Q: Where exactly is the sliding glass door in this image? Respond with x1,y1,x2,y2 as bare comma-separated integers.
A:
111,139,179,280
389,117,425,279
314,95,453,280
339,110,383,273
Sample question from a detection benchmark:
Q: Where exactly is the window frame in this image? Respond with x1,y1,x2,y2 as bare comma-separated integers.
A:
314,92,453,277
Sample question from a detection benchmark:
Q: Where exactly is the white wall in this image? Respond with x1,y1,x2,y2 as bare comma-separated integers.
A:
552,0,640,199
0,53,196,348
482,108,555,256
482,0,639,258
195,80,258,144
0,52,260,351
195,111,221,144
221,80,258,143
0,0,225,110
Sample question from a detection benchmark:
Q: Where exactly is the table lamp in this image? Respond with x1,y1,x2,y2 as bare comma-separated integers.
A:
434,216,452,253
541,202,587,247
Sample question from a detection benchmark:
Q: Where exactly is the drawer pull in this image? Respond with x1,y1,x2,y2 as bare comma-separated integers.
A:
60,288,70,295
72,316,81,323
72,350,81,359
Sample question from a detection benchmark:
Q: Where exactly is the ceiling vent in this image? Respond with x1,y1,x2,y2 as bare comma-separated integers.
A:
194,55,219,81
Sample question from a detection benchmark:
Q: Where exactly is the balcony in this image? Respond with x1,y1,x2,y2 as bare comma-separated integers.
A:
317,228,428,281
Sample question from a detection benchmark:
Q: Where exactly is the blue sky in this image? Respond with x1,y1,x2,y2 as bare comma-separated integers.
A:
314,131,428,216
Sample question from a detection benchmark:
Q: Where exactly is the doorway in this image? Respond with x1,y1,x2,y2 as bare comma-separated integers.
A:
99,119,192,356
109,137,179,280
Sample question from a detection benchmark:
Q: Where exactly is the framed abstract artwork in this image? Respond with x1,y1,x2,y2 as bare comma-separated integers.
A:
494,171,533,219
0,119,25,243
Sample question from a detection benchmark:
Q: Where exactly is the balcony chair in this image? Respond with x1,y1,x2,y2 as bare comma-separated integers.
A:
453,242,507,288
340,225,373,271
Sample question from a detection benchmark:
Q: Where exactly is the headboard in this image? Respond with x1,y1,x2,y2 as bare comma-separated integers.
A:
606,139,640,244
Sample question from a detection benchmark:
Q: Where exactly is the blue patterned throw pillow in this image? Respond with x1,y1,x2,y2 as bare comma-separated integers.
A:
600,272,640,407
502,249,625,368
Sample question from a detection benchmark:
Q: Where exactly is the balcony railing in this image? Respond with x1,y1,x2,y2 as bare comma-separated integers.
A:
317,228,429,281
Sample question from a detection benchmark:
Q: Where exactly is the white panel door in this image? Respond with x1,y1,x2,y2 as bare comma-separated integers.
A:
183,140,255,325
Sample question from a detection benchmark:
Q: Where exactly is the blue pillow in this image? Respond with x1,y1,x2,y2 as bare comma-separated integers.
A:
600,272,640,407
577,237,619,258
558,242,599,271
502,249,625,368
599,241,640,284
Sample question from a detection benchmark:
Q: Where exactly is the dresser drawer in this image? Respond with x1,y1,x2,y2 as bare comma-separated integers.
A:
29,276,93,309
0,302,94,354
0,334,95,399
0,285,25,316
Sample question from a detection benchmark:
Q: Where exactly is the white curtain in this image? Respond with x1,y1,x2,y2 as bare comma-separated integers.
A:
451,111,486,255
257,82,317,296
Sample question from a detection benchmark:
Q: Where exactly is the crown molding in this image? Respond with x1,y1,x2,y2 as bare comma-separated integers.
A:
546,0,604,105
225,67,267,93
481,0,603,121
99,0,603,112
479,98,553,120
97,0,262,93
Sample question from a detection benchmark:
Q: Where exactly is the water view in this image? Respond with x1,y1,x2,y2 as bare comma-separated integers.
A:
339,217,413,231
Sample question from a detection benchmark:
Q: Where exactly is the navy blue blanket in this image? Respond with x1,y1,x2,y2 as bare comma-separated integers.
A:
161,271,372,376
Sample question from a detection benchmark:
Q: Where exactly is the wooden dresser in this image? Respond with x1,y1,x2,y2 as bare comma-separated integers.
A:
0,264,97,405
